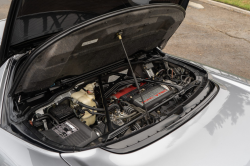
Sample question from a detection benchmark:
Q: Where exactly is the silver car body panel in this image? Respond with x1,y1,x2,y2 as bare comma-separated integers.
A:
0,19,6,45
0,59,9,123
61,57,250,166
0,23,68,164
0,128,69,166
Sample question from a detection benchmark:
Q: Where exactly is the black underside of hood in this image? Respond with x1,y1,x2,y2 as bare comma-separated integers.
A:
11,4,185,94
0,0,189,66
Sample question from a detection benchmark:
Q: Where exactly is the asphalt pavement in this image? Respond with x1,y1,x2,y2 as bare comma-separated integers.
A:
164,0,250,79
0,0,250,79
0,0,10,20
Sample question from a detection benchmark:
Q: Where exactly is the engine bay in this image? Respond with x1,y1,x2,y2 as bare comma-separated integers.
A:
1,4,216,153
21,56,204,149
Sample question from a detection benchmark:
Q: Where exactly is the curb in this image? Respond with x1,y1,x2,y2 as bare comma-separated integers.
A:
189,2,204,9
198,0,250,16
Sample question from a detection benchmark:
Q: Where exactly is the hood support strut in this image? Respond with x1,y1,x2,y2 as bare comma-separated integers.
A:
98,75,113,132
117,32,150,123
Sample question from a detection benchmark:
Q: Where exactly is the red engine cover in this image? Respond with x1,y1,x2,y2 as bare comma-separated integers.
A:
112,82,146,99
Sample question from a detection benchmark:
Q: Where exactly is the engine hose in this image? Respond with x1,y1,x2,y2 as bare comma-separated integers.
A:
78,101,120,112
21,106,31,116
79,103,120,115
35,113,59,125
155,69,165,76
57,97,120,113
140,78,183,91
78,101,105,111
57,97,104,111
92,99,100,107
107,104,120,111
80,109,105,115
78,103,120,116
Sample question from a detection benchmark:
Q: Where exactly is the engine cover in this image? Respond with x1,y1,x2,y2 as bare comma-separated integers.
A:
42,118,98,147
119,84,173,110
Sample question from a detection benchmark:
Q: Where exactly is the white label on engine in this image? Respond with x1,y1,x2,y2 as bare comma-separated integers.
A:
65,122,77,131
52,121,79,139
81,39,98,47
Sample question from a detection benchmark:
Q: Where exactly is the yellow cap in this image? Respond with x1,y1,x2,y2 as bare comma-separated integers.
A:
118,34,122,40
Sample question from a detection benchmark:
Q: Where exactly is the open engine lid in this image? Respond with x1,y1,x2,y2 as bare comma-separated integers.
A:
0,0,189,66
10,4,186,95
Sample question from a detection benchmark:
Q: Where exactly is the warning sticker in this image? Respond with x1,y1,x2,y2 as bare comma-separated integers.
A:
52,121,79,139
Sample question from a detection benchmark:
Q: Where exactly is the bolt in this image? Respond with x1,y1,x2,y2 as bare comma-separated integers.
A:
195,81,200,85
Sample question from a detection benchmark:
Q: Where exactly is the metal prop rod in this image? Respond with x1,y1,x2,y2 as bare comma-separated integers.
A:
98,76,113,132
117,32,150,123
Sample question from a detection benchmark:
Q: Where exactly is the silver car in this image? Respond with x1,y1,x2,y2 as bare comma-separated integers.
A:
0,0,250,166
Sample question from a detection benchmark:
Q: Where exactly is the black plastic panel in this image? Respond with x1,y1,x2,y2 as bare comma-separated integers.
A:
42,118,98,147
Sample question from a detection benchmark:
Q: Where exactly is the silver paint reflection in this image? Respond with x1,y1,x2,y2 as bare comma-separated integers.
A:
0,128,69,166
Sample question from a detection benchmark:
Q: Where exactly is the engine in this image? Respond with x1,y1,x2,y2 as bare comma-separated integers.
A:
28,60,196,148
114,83,173,110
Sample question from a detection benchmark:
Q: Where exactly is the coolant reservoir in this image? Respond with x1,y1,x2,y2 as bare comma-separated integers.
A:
71,83,96,126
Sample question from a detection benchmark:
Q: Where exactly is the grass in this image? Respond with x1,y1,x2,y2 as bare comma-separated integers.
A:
214,0,250,11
